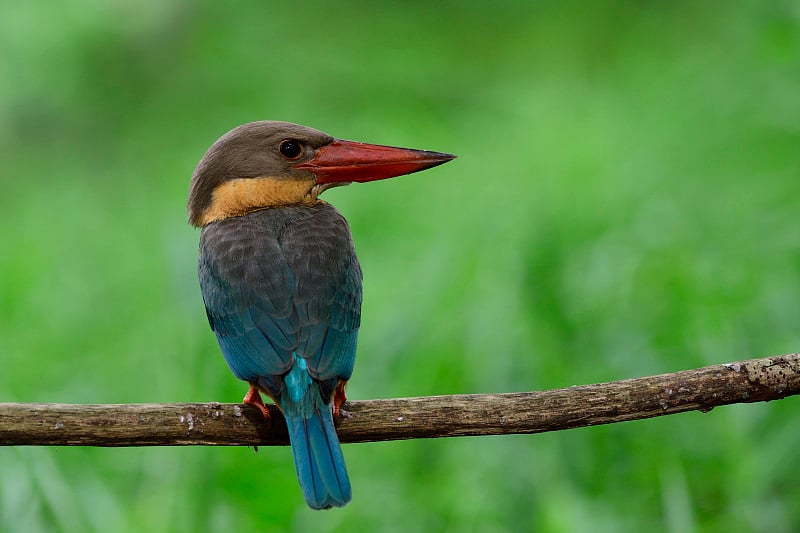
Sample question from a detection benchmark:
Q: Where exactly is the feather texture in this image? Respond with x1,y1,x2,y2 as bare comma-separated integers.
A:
199,203,361,508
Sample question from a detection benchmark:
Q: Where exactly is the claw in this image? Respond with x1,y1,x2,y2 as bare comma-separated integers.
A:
243,384,271,421
333,380,348,418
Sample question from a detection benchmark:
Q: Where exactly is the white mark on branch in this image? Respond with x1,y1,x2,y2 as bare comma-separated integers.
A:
396,416,404,422
233,406,242,417
54,421,63,430
179,414,195,431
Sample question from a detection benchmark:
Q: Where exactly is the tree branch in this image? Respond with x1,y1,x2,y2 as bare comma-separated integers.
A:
1,353,798,447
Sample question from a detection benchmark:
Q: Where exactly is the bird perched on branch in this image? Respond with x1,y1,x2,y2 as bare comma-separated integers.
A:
187,121,454,509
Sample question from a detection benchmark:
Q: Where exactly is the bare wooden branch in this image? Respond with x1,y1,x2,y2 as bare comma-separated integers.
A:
1,353,798,447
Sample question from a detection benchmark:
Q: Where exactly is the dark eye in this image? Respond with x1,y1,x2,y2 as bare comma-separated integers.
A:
279,139,303,160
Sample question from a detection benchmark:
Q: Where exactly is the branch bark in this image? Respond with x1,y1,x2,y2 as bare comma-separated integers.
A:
1,353,798,447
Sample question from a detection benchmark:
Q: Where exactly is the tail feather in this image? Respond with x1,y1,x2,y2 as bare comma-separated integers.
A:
286,407,351,509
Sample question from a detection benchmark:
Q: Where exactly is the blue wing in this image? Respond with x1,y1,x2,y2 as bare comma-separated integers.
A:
198,204,362,393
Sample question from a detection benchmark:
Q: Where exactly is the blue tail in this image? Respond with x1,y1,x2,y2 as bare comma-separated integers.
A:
276,355,351,509
285,407,351,509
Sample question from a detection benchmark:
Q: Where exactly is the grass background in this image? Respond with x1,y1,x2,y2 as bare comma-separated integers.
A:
2,1,799,531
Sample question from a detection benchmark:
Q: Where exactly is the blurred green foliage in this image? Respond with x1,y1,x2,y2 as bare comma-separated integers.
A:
2,1,800,531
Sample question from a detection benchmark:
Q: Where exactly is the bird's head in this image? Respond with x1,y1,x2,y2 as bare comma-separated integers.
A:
187,121,455,226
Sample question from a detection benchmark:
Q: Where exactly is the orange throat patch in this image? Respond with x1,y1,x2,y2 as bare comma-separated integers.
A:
199,177,318,226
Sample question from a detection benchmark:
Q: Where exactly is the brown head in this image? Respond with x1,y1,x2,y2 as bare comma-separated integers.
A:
187,121,455,226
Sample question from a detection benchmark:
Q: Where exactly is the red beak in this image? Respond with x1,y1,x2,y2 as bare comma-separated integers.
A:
296,139,456,184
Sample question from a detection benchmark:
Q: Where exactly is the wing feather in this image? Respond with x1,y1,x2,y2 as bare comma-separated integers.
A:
198,204,361,394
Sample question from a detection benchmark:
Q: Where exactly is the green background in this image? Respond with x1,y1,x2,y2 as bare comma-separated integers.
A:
2,1,799,531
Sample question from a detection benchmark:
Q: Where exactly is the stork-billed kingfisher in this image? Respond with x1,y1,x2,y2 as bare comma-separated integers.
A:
187,121,454,509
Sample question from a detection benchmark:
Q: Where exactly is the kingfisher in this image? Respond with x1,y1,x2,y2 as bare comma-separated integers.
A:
187,121,454,509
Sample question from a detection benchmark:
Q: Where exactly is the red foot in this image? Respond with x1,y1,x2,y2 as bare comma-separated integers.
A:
243,384,271,421
333,380,348,417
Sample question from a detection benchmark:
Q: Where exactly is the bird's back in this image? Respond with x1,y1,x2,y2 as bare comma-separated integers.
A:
198,202,362,397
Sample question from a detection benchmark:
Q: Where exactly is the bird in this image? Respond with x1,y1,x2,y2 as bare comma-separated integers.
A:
187,121,455,509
